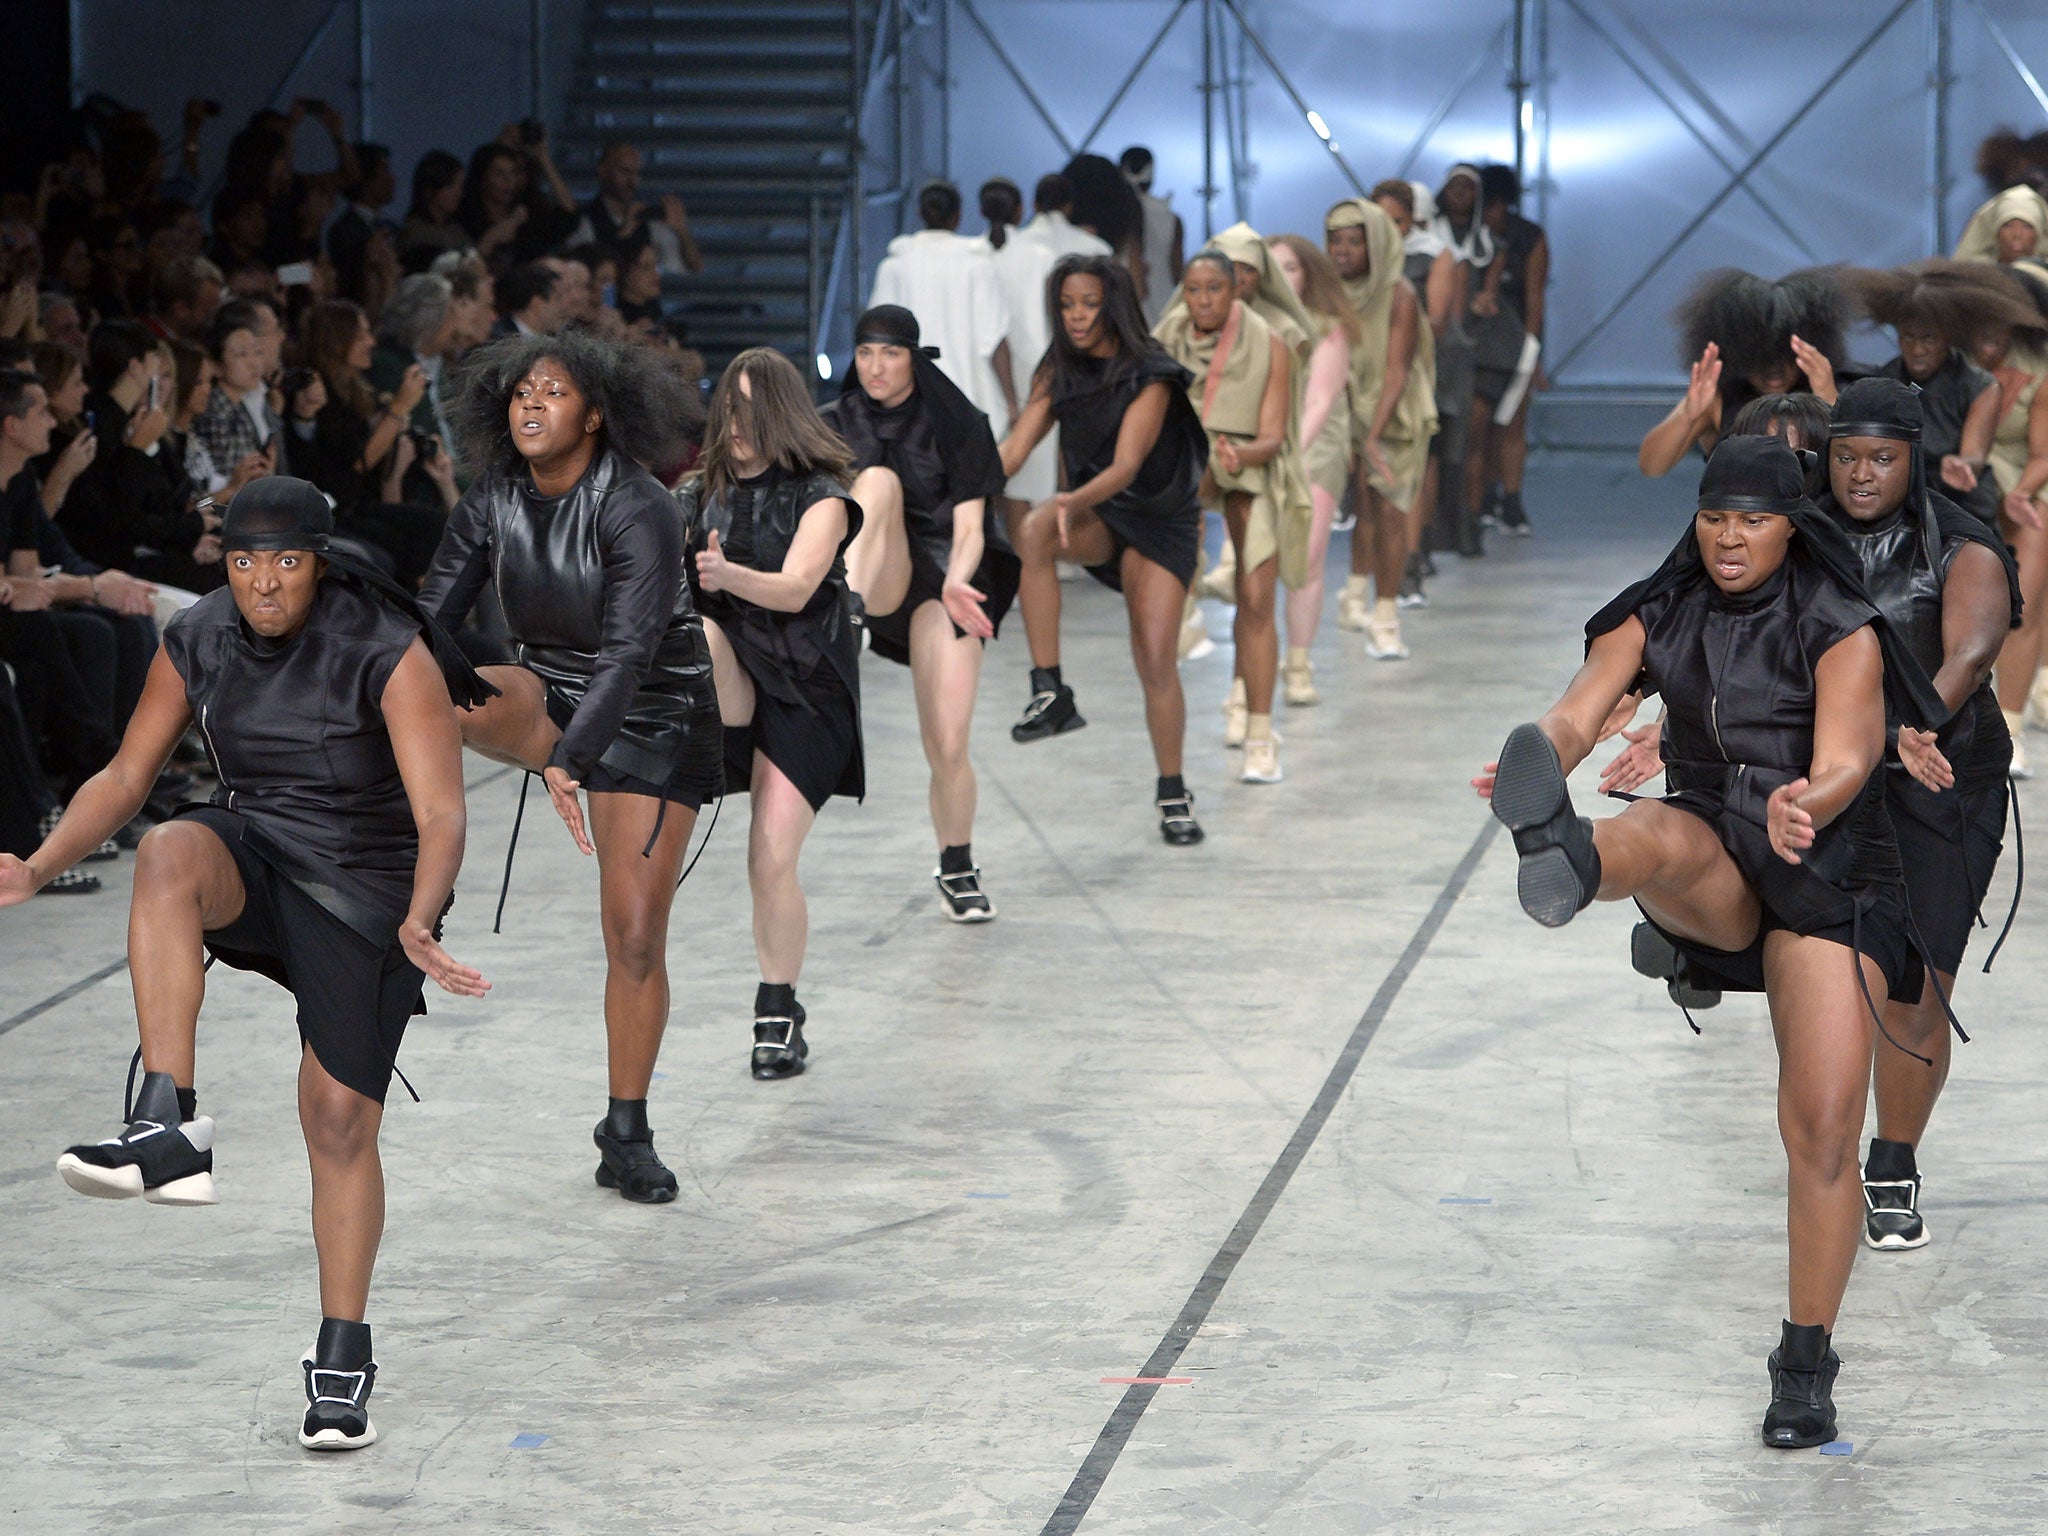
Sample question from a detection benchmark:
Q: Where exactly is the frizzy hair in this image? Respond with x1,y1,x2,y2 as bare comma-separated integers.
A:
693,346,853,502
1845,258,2048,348
1674,266,1849,388
1267,234,1362,344
445,329,701,479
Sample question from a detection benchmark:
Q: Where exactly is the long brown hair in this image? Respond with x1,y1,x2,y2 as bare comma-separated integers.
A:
299,299,378,420
1269,233,1362,344
695,346,852,501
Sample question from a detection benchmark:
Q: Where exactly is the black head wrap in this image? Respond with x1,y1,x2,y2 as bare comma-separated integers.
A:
1589,438,1951,731
222,476,496,709
839,304,1006,507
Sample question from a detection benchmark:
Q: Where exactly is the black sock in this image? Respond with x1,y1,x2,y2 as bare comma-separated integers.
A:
315,1316,373,1369
1030,665,1062,693
939,843,973,875
755,981,797,1019
1777,1318,1830,1367
603,1097,651,1141
1156,773,1186,802
1865,1136,1917,1180
176,1087,197,1121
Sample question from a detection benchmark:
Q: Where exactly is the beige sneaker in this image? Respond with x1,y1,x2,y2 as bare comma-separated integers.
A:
1223,696,1249,747
1365,616,1409,660
2007,710,2033,779
2029,668,2048,730
1282,656,1319,707
1241,734,1283,783
1179,606,1214,662
1198,546,1238,602
1337,593,1369,631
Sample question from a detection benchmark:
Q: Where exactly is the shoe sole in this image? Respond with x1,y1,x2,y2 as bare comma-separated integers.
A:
595,1163,679,1203
1365,646,1410,660
1010,712,1087,744
1491,725,1586,928
943,904,997,923
1284,690,1319,707
752,1059,807,1080
56,1157,218,1206
1180,638,1216,662
1864,1226,1930,1251
1762,1423,1835,1450
301,1418,378,1451
1240,764,1284,784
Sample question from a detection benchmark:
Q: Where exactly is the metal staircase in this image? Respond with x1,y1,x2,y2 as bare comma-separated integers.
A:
556,0,875,375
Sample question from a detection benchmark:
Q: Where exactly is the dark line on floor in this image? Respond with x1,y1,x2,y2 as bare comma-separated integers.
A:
0,958,130,1039
1038,816,1501,1536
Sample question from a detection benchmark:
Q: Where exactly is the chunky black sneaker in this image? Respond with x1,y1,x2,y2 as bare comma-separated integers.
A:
42,867,103,894
1761,1319,1839,1449
934,867,996,922
56,1069,217,1205
1498,491,1532,537
1157,791,1204,846
593,1119,679,1204
1490,724,1601,927
1863,1139,1928,1251
1397,551,1430,609
300,1319,378,1451
1477,485,1503,529
1011,683,1086,743
752,1003,809,1080
1630,921,1722,1010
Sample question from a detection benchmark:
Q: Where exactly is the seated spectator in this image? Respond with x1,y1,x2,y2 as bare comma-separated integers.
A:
399,149,469,272
493,261,561,337
328,143,399,312
209,188,269,275
575,141,704,275
616,236,665,329
544,252,595,327
59,321,224,591
40,292,87,353
138,200,206,296
435,253,497,358
162,336,225,494
193,302,286,483
31,341,89,434
369,273,456,444
87,214,145,319
146,253,223,342
0,662,100,891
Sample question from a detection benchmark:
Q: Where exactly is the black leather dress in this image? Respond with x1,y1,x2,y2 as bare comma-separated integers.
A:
675,467,865,808
1051,350,1206,590
420,446,722,805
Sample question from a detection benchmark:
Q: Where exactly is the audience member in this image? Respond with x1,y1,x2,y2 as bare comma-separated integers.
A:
494,261,562,337
575,141,705,275
400,149,471,272
146,253,223,342
192,302,286,483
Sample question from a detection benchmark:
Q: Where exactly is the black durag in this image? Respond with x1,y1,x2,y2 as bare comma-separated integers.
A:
842,304,1007,503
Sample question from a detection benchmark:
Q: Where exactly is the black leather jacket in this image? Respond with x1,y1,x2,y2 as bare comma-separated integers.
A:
419,446,716,784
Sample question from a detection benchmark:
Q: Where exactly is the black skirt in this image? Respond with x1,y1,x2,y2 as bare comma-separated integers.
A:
545,682,724,811
722,670,862,812
1084,498,1203,593
181,807,423,1105
1894,773,2010,977
865,537,1016,666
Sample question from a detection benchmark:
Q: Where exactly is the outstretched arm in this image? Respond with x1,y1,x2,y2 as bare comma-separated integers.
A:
1474,618,1646,797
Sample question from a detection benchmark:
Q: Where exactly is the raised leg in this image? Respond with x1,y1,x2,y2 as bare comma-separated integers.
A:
128,819,247,1086
453,664,561,771
844,465,913,619
701,616,757,729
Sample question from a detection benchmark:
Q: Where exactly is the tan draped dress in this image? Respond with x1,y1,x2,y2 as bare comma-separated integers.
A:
1325,197,1438,509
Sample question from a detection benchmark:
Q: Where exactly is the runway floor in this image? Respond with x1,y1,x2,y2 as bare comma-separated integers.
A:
3,452,2043,1534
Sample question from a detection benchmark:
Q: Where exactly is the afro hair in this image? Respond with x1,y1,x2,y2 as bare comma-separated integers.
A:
446,328,703,481
1674,265,1850,384
1843,258,2048,348
1976,128,2048,195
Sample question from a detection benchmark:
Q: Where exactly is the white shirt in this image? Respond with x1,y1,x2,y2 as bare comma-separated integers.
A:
1019,211,1112,265
981,227,1067,501
868,229,1013,423
1133,189,1179,323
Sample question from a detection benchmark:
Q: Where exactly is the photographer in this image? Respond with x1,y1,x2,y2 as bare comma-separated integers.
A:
456,125,577,266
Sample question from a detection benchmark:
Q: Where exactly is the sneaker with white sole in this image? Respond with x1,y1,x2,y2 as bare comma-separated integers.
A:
56,1068,217,1205
1365,617,1409,660
300,1321,378,1451
1336,593,1370,632
934,867,996,922
1863,1156,1929,1251
1240,736,1283,783
1282,657,1318,707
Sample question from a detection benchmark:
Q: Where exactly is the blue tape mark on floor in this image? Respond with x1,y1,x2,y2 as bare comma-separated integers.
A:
510,1432,548,1449
967,1192,1010,1199
1819,1441,1852,1456
650,1071,668,1080
1439,1196,1492,1205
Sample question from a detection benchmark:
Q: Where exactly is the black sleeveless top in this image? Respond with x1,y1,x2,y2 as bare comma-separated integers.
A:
164,577,421,942
1878,352,1999,525
419,446,717,786
1052,350,1205,525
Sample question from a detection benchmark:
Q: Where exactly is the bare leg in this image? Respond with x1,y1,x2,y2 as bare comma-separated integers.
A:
128,820,247,1086
1017,500,1116,671
1120,548,1189,777
453,665,561,771
908,601,983,847
747,755,818,984
1764,931,1882,1329
1870,971,1955,1148
1586,799,1762,953
1363,485,1409,603
1994,514,2048,716
1348,459,1372,580
299,1045,386,1321
1499,390,1532,495
1221,493,1279,717
1284,483,1338,648
701,616,757,728
587,789,700,1099
843,465,913,619
1407,456,1439,562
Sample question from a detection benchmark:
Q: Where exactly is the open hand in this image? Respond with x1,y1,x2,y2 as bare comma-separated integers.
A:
1767,777,1814,864
1054,492,1077,549
1363,436,1394,487
1684,343,1723,421
1940,454,1979,493
2004,489,2045,532
1789,334,1837,403
1214,437,1243,476
542,764,593,855
1598,721,1664,796
941,578,995,639
1897,725,1954,793
1471,760,1498,800
399,918,491,998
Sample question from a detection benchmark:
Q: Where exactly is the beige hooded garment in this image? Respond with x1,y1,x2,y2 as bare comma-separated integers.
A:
1324,197,1438,507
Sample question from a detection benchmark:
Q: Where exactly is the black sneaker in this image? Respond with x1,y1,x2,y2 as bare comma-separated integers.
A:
1490,724,1601,927
1397,551,1429,609
1011,683,1086,743
300,1322,378,1451
934,866,996,922
56,1070,217,1205
1761,1320,1839,1449
593,1122,679,1204
42,868,103,895
1157,791,1204,846
1629,922,1721,1010
752,1004,809,1080
1863,1169,1928,1251
1478,485,1503,528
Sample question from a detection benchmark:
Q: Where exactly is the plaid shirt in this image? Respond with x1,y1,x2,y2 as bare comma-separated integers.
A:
192,386,287,482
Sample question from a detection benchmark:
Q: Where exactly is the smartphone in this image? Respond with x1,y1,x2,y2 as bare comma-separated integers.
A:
84,409,96,434
147,375,160,414
601,282,617,309
276,261,315,288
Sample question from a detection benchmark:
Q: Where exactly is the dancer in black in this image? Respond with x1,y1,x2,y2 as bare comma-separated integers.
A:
997,253,1208,846
1478,436,1946,1449
419,331,721,1200
1843,260,2042,527
822,304,1016,920
1639,267,1848,477
1,477,489,1451
675,348,863,1078
1814,377,2021,1252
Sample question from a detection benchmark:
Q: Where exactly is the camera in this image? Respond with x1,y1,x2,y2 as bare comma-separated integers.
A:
409,430,440,462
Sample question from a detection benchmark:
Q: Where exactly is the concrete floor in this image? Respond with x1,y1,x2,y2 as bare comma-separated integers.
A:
3,452,2043,1535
